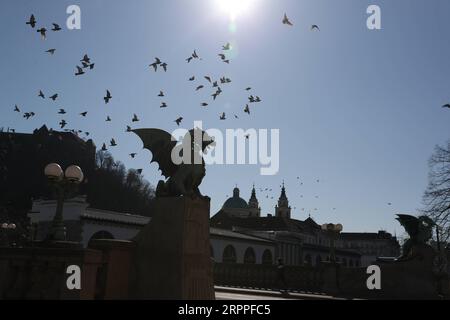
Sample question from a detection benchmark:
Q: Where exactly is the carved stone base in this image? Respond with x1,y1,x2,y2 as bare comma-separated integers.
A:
129,197,215,300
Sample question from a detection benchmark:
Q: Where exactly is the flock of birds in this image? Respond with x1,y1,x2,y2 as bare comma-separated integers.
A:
2,11,447,216
11,13,273,156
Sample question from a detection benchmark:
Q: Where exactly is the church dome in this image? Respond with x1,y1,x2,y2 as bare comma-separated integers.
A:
223,187,248,209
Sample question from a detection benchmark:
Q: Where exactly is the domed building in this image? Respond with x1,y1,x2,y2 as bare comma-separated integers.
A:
222,186,260,218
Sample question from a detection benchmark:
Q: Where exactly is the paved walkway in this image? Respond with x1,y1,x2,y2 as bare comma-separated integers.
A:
215,286,347,300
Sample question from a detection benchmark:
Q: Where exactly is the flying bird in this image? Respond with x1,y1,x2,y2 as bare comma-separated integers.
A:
186,57,193,63
132,114,139,122
81,54,91,64
244,104,250,114
38,90,45,99
14,105,20,112
51,23,62,31
126,125,132,132
201,102,208,107
189,76,195,81
46,49,56,55
104,90,112,104
59,120,67,129
175,117,183,126
158,91,164,97
245,87,252,91
222,43,231,50
204,76,212,83
58,109,66,114
80,112,88,117
282,13,293,26
311,25,320,31
75,66,84,76
130,153,137,158
106,116,111,122
101,143,108,151
37,28,47,40
110,138,117,147
49,94,58,101
160,63,168,72
220,112,226,120
196,85,204,91
442,104,450,109
26,14,36,28
160,102,168,108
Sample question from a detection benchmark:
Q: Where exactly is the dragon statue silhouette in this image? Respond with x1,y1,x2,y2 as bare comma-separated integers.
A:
396,214,435,260
133,128,215,198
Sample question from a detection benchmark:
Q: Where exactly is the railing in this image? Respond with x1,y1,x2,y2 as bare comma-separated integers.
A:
213,263,325,293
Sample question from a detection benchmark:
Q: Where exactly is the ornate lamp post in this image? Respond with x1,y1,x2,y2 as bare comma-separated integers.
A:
321,223,343,263
1,222,17,246
44,163,84,241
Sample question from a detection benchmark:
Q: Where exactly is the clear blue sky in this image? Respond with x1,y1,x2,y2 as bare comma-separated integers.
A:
1,0,450,234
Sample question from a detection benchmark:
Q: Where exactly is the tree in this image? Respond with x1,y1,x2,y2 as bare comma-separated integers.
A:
423,140,450,242
86,151,155,216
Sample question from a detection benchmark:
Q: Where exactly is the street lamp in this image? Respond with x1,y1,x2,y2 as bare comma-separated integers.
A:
321,223,343,263
1,223,17,246
44,163,84,242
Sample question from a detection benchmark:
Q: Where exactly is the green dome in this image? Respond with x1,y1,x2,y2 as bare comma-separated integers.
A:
223,187,248,209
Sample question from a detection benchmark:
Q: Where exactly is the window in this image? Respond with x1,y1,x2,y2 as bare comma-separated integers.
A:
342,258,347,267
244,247,256,264
210,246,214,259
223,245,237,263
89,230,114,246
304,254,312,266
349,259,354,267
315,255,322,266
262,249,273,265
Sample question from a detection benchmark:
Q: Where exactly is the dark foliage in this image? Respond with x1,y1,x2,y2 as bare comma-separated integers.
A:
87,151,155,216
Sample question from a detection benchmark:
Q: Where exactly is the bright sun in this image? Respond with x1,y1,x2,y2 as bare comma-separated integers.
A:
216,0,255,20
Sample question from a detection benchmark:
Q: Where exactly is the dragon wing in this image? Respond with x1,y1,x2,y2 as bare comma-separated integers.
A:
132,128,178,179
396,214,420,237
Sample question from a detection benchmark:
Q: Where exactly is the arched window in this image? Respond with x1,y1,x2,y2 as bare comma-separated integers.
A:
304,254,312,266
342,258,347,267
244,247,256,264
315,255,322,266
89,230,114,246
262,249,273,265
223,245,237,263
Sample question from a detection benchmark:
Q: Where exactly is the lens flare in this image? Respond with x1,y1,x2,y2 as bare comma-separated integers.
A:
216,0,255,20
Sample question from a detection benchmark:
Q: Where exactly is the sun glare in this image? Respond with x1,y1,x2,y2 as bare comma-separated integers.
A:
216,0,255,20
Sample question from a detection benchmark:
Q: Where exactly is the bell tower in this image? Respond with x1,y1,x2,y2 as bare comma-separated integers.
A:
248,184,261,217
275,181,291,218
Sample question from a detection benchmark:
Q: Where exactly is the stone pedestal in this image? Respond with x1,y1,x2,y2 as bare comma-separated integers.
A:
129,197,215,300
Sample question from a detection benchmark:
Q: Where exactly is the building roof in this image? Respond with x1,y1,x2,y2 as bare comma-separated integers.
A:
82,208,151,226
340,231,397,241
210,209,320,234
223,187,248,209
210,227,274,244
